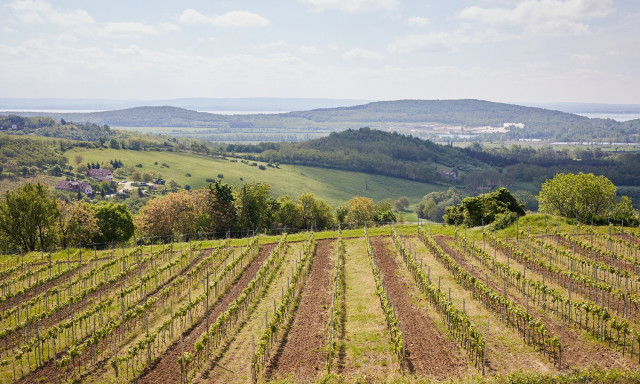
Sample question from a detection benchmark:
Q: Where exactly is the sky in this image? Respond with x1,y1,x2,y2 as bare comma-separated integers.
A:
1,0,639,104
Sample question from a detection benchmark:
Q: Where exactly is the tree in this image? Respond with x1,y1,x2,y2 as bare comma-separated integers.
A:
74,155,84,165
374,199,396,223
167,178,179,191
136,190,202,238
0,183,59,250
537,173,616,222
207,180,237,232
93,202,134,244
394,196,410,211
235,183,277,232
276,196,304,229
57,201,101,247
109,138,121,149
297,193,334,230
444,187,525,227
345,196,375,226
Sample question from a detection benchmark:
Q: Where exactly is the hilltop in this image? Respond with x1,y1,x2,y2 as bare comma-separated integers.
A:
6,99,639,143
234,127,485,184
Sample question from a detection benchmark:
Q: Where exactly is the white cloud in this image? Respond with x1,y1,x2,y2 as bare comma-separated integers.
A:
388,33,457,53
179,9,209,25
212,11,270,27
306,0,399,13
8,0,94,27
407,17,430,27
459,0,615,36
159,22,180,32
299,45,319,54
569,53,595,65
343,47,384,60
100,22,159,38
255,40,288,50
179,9,270,27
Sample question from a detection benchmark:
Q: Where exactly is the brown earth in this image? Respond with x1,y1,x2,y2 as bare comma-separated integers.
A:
435,236,637,371
15,246,222,384
135,244,275,384
1,248,192,353
371,236,470,380
265,239,335,382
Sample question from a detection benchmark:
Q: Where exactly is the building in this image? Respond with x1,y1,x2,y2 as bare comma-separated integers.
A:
87,168,114,181
440,170,457,181
55,181,93,195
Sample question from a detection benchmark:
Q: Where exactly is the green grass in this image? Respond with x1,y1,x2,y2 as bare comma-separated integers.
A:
65,147,445,214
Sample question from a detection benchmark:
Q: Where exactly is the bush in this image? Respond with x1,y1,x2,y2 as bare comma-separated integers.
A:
491,211,518,230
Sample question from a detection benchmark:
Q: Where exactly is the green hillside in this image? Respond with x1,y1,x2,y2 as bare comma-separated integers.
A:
10,99,640,142
65,147,445,217
234,127,485,184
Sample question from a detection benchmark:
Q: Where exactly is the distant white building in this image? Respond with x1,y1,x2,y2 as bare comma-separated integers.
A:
87,168,113,181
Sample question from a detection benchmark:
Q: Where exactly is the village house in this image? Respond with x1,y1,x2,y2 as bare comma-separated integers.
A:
440,170,457,181
55,181,93,195
87,168,114,181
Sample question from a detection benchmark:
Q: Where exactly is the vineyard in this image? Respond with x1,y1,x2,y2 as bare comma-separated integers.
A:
1,215,640,383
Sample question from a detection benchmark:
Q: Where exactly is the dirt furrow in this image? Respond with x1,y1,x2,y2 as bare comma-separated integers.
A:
135,244,275,384
265,239,335,382
16,246,218,384
372,236,469,379
435,236,635,370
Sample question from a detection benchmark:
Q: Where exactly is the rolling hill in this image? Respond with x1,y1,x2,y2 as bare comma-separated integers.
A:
6,99,639,143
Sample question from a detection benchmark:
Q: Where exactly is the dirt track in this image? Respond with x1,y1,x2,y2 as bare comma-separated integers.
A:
135,244,274,384
265,239,335,382
371,237,469,379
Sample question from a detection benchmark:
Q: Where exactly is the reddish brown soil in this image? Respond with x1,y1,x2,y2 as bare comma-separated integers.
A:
1,260,90,312
265,239,335,382
135,244,275,384
435,236,636,370
371,236,469,379
2,249,196,352
15,247,220,384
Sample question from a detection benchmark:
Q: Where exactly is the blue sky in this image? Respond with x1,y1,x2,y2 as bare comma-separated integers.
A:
1,0,638,103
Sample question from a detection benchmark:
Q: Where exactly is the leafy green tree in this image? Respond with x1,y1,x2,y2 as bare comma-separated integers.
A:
207,180,237,232
0,183,59,250
444,187,524,227
394,196,410,211
374,199,396,223
57,201,101,247
610,196,639,225
236,183,278,232
276,196,304,229
345,196,375,226
537,173,616,222
93,202,134,244
109,138,121,149
297,193,334,230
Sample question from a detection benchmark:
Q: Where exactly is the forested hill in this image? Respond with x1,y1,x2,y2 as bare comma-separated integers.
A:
231,127,487,184
6,99,640,142
286,99,575,125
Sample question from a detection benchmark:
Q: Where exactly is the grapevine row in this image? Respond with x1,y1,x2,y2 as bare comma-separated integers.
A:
418,227,561,365
326,230,345,373
392,228,485,368
364,227,405,361
251,232,316,383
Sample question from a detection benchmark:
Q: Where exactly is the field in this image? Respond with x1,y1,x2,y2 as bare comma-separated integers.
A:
65,147,444,219
1,215,640,383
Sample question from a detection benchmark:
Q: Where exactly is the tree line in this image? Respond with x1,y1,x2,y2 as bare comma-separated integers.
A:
0,181,397,251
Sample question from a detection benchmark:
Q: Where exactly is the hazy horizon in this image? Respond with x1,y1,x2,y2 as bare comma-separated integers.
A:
1,1,638,104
